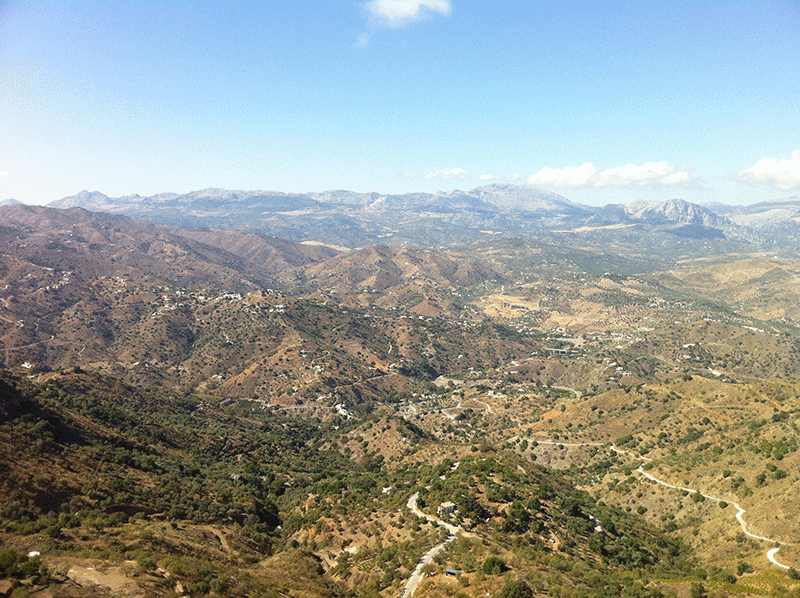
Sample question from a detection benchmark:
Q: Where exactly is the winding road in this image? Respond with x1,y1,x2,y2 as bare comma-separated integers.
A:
398,436,792,598
532,437,793,570
401,493,463,598
635,464,790,569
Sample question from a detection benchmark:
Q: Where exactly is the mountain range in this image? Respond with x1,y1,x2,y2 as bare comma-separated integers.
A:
44,184,800,249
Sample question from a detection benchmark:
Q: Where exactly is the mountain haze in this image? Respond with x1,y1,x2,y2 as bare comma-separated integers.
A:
48,184,768,249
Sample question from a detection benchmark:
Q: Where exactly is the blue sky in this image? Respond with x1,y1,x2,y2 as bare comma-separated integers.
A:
1,0,798,206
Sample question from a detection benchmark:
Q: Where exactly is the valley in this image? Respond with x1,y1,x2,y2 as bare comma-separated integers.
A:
1,200,800,598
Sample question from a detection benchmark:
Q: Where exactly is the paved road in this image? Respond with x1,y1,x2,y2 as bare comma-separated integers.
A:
401,493,462,598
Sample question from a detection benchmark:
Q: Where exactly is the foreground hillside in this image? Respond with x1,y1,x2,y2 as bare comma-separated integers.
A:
0,369,705,598
2,205,800,597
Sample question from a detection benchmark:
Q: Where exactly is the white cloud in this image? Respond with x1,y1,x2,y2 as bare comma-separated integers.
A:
425,167,469,180
508,173,521,181
528,162,599,188
479,174,499,181
364,0,452,29
738,150,800,190
527,161,692,189
0,171,8,177
596,161,690,187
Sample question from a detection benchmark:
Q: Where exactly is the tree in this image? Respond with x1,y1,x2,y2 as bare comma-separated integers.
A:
421,563,437,577
481,556,507,575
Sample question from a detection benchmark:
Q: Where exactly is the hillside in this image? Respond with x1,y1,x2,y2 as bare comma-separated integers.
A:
0,206,541,411
0,204,338,289
0,369,707,598
2,205,800,597
280,244,509,315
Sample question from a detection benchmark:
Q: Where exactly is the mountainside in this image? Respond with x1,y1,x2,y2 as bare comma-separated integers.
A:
48,185,762,249
1,368,706,598
623,198,727,225
4,205,800,597
0,204,339,288
279,244,509,315
722,197,800,248
623,198,757,240
0,205,539,409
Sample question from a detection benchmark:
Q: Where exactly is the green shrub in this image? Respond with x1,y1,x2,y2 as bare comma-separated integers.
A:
0,548,46,580
481,556,507,575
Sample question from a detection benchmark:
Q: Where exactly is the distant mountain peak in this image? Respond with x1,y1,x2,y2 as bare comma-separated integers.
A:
51,190,111,209
471,184,581,210
612,197,760,242
623,197,718,222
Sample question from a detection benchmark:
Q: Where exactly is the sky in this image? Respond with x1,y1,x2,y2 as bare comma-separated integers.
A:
1,0,799,207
